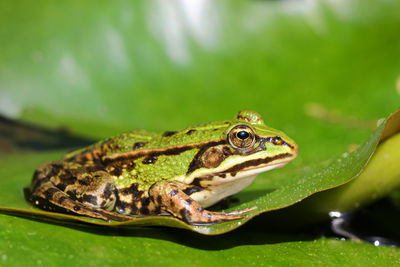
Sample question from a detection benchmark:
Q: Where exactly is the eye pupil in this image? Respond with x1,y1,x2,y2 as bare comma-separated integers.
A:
237,131,250,140
228,125,255,149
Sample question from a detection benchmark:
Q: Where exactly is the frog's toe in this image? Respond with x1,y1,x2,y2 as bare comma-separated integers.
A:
223,206,257,216
189,208,257,225
94,209,136,222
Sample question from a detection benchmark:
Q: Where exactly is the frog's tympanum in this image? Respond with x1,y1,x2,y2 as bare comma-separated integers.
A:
29,110,298,225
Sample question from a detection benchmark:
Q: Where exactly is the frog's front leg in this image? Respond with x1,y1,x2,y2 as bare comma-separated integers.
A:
149,180,255,224
31,163,132,222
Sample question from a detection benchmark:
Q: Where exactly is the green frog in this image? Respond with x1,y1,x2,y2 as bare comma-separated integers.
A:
29,110,298,225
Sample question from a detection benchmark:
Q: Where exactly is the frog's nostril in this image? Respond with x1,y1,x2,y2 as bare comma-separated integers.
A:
292,143,299,155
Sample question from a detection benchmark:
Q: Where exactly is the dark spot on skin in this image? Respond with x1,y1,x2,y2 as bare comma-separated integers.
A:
142,156,157,164
186,199,193,205
141,197,150,207
119,183,143,200
110,167,123,177
179,208,190,221
191,179,201,187
139,198,150,215
231,172,237,177
154,206,161,214
126,161,136,171
191,175,213,187
219,173,226,178
59,171,78,185
140,207,149,215
109,160,135,175
169,190,179,197
66,190,78,201
133,142,147,149
78,176,91,186
186,129,196,135
163,131,178,137
43,188,58,199
73,205,81,211
56,183,67,191
182,186,204,195
102,183,114,199
47,163,64,177
157,195,162,204
130,203,138,214
82,194,98,205
169,199,175,208
57,196,67,204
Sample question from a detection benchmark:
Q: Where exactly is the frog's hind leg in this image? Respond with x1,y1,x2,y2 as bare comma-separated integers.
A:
31,165,133,222
31,183,131,221
149,180,255,225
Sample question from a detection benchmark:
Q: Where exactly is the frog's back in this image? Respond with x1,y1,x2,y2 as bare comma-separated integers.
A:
64,130,158,162
65,121,230,162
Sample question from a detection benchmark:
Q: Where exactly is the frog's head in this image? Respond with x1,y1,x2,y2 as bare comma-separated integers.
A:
185,110,298,206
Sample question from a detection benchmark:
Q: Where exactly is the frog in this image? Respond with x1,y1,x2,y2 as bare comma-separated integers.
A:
29,109,298,225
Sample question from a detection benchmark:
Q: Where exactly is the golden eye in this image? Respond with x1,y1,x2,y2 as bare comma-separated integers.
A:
228,125,255,149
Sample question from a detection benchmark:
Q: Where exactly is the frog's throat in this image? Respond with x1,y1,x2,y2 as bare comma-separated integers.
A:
187,160,290,208
183,152,295,185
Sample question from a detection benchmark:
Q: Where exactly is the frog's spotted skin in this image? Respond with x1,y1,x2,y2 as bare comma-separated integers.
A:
29,110,298,224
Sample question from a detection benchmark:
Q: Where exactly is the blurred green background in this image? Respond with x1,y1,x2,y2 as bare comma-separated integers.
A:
1,0,400,265
1,0,399,159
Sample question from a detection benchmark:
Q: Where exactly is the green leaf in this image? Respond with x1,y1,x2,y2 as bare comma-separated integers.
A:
1,213,400,266
1,0,400,264
1,109,400,236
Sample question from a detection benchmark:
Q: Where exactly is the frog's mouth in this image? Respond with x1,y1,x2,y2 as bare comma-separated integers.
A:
215,152,293,177
185,152,295,186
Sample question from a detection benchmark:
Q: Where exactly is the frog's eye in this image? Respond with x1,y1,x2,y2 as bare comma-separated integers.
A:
228,125,255,149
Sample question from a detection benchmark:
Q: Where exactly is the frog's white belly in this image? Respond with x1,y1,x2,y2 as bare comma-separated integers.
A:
196,175,256,208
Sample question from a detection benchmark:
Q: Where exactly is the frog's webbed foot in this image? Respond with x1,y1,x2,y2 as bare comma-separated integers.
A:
149,180,256,225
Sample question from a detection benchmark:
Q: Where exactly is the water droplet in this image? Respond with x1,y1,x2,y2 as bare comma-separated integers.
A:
329,211,342,218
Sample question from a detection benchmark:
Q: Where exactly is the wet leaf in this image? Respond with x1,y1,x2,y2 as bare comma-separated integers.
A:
1,109,400,235
1,0,400,265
